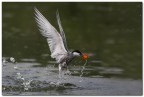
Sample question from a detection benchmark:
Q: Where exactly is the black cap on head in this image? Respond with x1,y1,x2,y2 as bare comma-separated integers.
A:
72,50,82,56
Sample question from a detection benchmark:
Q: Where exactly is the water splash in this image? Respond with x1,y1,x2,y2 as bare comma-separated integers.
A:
53,64,56,68
2,57,16,66
16,72,33,91
2,58,8,66
10,57,16,63
22,79,33,91
12,58,33,91
16,73,25,80
49,81,63,87
79,60,87,82
13,59,25,82
14,65,18,69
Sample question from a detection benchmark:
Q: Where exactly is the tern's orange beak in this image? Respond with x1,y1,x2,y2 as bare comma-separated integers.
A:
82,53,88,60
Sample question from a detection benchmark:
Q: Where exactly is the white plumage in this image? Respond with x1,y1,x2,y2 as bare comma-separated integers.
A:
34,8,84,78
34,8,67,63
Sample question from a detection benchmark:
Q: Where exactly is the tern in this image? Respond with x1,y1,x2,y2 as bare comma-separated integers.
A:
34,8,88,77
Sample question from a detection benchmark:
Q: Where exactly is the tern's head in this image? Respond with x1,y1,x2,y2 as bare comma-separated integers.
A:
72,50,88,60
72,50,82,56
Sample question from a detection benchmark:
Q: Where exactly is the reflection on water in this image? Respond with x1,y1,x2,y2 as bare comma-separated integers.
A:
2,2,142,96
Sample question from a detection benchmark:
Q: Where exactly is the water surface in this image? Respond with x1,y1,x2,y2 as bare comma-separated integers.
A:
2,2,142,95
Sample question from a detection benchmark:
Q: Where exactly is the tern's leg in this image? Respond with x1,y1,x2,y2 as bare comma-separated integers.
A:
59,64,62,78
59,63,68,78
59,63,65,78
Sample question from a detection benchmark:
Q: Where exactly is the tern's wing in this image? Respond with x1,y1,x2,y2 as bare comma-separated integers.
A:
56,10,69,51
34,8,67,63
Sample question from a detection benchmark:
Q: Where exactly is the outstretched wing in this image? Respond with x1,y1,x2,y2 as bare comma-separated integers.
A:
56,10,69,51
34,8,67,63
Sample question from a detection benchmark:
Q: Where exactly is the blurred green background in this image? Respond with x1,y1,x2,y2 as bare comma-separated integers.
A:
2,2,142,79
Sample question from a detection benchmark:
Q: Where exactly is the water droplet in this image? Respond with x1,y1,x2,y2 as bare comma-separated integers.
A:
14,65,18,69
16,72,24,80
2,58,8,66
17,72,20,75
22,79,33,91
10,57,15,63
21,77,25,80
3,59,7,63
79,60,87,82
3,87,6,90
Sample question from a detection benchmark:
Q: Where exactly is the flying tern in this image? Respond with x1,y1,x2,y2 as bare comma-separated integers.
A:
34,8,88,77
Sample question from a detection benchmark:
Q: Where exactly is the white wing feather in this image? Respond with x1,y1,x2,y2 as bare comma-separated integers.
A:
56,10,69,51
34,8,67,63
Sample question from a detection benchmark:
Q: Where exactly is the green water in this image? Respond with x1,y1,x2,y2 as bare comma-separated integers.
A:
2,2,142,95
3,2,142,79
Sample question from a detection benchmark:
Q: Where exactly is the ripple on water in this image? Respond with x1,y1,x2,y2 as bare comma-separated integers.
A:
2,58,142,95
